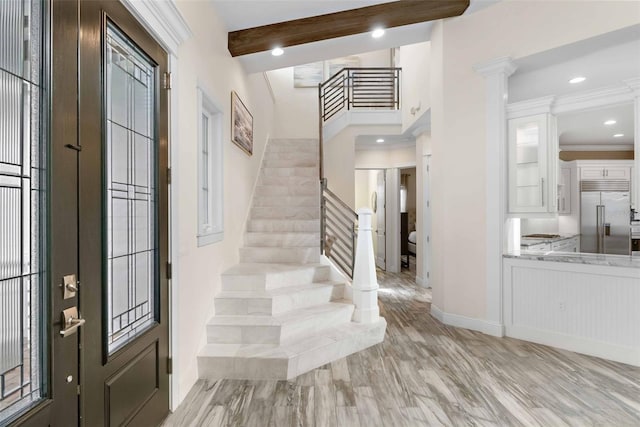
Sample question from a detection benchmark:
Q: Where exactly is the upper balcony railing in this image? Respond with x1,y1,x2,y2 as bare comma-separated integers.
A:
318,67,401,180
319,67,402,123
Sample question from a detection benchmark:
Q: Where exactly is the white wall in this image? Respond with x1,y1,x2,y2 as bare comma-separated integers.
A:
267,49,392,139
399,41,431,133
429,0,640,323
172,0,274,406
355,145,417,170
324,124,405,208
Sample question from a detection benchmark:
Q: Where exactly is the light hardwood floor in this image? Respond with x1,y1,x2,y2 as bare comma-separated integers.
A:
162,263,640,426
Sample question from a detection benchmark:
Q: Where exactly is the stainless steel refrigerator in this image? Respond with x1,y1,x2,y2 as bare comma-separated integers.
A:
581,180,630,255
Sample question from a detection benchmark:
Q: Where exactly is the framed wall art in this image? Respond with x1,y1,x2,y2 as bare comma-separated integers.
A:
231,91,253,155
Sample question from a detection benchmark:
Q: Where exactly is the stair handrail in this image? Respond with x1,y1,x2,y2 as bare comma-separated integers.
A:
320,178,358,278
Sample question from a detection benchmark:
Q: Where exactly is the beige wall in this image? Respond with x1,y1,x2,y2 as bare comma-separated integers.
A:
399,41,431,133
173,0,275,404
355,145,417,169
429,0,640,320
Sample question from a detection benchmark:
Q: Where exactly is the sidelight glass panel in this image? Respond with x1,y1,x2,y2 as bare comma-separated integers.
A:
105,23,158,354
0,0,46,422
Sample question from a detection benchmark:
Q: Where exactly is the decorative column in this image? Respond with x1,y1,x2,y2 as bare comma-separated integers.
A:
473,57,517,337
352,208,380,323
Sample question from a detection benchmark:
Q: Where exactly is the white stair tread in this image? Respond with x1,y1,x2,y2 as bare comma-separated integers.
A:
215,281,343,299
199,318,386,360
207,302,352,327
222,262,326,276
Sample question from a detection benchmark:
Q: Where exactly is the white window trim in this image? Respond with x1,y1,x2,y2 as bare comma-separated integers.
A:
197,86,224,246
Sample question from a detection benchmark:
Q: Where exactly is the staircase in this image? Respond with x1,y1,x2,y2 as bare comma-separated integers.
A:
197,138,386,380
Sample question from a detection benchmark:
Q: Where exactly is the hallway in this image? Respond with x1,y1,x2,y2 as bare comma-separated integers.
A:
163,268,640,426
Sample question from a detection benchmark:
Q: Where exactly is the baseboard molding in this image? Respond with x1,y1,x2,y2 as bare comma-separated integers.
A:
415,276,425,287
430,304,504,337
430,304,444,322
506,325,640,367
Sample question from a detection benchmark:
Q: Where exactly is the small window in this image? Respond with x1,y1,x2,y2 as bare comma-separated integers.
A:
197,87,223,246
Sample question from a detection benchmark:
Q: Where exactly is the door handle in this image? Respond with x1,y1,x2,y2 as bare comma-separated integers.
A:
60,306,86,337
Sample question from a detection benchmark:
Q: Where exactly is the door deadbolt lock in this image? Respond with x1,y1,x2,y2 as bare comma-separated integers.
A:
61,274,79,299
60,306,85,337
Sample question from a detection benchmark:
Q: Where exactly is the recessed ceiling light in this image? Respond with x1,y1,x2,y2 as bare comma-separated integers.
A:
271,47,284,56
613,133,624,138
604,120,617,126
569,76,586,84
376,138,385,143
372,28,385,39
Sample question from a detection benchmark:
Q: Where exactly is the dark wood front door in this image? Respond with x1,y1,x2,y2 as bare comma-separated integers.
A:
78,1,170,426
2,1,169,425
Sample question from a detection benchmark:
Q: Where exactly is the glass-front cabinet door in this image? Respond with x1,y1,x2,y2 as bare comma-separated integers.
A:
508,113,557,214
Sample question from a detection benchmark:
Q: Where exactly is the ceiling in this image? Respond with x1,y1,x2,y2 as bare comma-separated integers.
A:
509,25,640,102
211,0,499,73
558,103,634,150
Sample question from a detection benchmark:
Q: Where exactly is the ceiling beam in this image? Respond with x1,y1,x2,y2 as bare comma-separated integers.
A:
228,0,470,57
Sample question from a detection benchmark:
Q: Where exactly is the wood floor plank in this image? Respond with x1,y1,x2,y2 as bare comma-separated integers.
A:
162,261,640,426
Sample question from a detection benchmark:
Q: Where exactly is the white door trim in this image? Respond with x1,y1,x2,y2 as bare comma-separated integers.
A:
118,0,192,410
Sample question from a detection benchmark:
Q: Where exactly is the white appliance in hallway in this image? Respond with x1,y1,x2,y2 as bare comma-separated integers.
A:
580,180,631,255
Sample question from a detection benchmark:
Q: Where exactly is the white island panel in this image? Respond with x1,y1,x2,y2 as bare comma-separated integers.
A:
503,257,640,366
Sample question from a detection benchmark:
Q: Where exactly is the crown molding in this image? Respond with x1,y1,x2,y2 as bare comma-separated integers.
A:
120,0,192,55
507,95,554,118
473,56,517,78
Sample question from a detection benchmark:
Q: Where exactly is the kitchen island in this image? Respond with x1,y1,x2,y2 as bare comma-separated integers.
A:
520,234,580,252
502,251,640,367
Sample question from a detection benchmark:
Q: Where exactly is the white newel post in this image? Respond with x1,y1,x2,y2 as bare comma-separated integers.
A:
352,208,380,323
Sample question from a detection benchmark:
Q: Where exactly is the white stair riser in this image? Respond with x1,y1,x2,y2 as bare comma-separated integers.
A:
252,196,318,207
221,265,331,291
207,324,281,344
258,176,319,187
206,304,353,345
254,185,318,197
247,220,318,233
261,167,317,177
280,304,353,343
267,144,317,153
244,232,319,247
263,152,317,161
197,319,387,381
293,320,386,376
239,247,320,264
198,356,289,381
262,158,318,168
214,285,334,316
251,206,319,220
268,139,318,147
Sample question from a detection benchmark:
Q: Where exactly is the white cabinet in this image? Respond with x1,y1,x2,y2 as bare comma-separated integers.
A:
527,242,551,252
558,167,571,215
508,114,557,214
580,166,631,181
551,236,578,253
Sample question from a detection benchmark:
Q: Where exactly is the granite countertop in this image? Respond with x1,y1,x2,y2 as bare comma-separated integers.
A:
520,234,579,248
504,251,640,269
